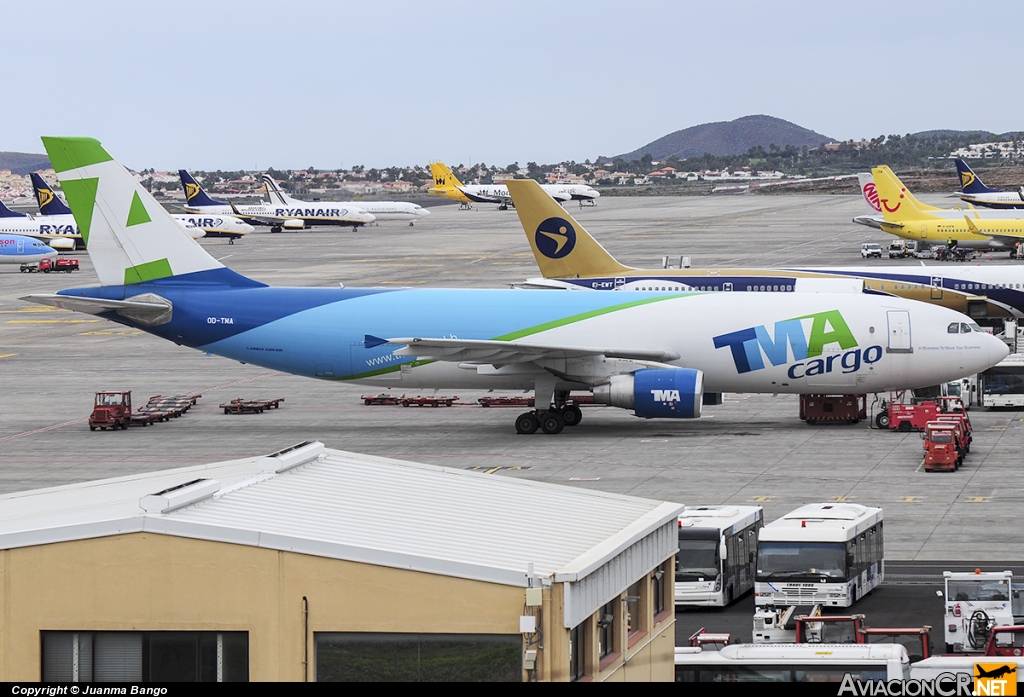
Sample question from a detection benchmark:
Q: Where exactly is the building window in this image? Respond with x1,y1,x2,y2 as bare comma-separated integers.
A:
597,600,617,659
41,631,248,682
626,579,644,639
315,633,521,682
653,563,667,617
569,622,587,681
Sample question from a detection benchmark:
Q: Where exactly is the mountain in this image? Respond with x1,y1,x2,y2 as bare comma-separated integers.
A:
0,152,52,175
610,115,835,161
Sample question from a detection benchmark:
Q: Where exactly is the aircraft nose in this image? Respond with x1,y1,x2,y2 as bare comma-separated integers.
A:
416,207,430,217
987,331,1011,367
588,188,601,198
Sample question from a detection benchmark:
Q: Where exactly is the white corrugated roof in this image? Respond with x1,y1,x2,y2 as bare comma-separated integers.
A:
0,442,682,587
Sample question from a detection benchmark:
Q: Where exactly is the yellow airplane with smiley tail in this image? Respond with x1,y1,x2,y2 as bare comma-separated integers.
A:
872,165,1024,252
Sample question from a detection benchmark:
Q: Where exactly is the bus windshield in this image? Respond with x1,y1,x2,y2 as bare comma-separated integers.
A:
982,366,1024,395
757,542,847,581
676,537,720,581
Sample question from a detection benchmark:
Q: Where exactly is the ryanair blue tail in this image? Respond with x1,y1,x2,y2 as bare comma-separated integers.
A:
0,199,28,218
955,158,1000,194
179,169,228,208
30,173,73,216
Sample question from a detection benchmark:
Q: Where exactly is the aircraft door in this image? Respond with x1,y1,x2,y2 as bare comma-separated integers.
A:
930,276,943,300
886,310,913,353
17,239,24,254
919,224,928,239
723,282,733,292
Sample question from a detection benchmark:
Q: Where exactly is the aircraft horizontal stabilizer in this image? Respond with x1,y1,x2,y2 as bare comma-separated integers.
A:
21,293,173,326
389,337,680,364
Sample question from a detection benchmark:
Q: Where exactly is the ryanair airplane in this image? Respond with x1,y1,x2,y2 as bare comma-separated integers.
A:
261,175,429,226
955,158,1024,210
23,138,1006,434
25,173,245,246
179,170,375,231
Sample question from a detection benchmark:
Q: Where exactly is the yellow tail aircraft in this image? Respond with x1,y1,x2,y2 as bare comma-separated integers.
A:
872,165,1024,251
427,162,473,204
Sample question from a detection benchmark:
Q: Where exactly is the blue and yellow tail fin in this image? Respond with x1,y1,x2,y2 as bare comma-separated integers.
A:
179,169,228,208
955,158,1000,194
30,173,73,216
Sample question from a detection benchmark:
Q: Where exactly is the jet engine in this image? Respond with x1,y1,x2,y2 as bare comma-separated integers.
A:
593,368,703,419
283,219,305,230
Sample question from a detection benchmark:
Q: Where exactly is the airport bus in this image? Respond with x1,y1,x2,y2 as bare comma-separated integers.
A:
674,644,910,682
979,354,1024,408
675,505,763,607
755,503,884,609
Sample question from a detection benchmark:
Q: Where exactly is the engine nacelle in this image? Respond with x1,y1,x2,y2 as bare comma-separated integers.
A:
593,368,703,419
283,218,305,230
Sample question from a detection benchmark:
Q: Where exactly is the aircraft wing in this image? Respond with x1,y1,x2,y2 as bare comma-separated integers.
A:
852,214,885,230
387,337,679,365
456,186,505,205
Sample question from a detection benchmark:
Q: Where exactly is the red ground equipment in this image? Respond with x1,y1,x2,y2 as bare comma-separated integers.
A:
923,422,960,472
88,391,132,431
877,393,939,432
799,394,867,425
983,626,1024,657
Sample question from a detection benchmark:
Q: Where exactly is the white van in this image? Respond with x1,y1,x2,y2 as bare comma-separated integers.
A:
861,243,882,258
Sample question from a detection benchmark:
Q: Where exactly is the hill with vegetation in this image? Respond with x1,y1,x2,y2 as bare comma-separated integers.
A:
611,115,834,161
0,152,51,175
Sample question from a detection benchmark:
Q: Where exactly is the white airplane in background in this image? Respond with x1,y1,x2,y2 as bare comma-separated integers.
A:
30,173,249,244
428,162,600,209
0,198,79,250
179,170,375,232
261,175,429,226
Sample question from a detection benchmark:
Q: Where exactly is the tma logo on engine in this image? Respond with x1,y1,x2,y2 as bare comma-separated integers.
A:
713,310,883,378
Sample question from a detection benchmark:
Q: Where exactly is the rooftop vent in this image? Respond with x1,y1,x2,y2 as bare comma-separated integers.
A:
140,478,221,514
257,441,325,474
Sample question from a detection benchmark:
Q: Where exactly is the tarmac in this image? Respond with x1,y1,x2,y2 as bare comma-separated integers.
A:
2,192,1023,575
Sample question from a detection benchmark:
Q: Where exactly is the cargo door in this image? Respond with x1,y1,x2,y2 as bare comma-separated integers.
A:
887,310,913,353
930,276,943,300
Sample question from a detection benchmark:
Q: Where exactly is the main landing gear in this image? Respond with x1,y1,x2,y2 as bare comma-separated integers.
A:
515,381,583,435
515,405,583,435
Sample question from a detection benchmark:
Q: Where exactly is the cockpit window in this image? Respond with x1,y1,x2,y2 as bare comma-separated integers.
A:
969,323,983,332
960,323,972,333
948,322,961,334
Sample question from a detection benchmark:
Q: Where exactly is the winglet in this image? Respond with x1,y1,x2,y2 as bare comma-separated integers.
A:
506,179,632,278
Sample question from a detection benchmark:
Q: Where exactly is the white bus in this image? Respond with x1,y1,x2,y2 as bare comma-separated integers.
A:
674,644,910,682
980,354,1024,408
676,505,763,607
755,503,884,609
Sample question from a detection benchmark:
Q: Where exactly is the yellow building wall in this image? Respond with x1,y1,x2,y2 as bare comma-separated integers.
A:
0,533,525,681
0,533,675,682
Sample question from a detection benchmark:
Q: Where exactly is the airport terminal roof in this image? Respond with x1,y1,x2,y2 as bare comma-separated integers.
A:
0,441,683,590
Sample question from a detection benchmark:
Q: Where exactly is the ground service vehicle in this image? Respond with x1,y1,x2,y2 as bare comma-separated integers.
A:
20,258,79,273
943,571,1016,653
879,398,939,431
675,506,763,607
88,391,132,431
755,503,884,609
911,626,1024,683
861,243,882,259
980,354,1024,408
923,422,960,472
800,394,867,424
674,644,910,682
889,241,910,258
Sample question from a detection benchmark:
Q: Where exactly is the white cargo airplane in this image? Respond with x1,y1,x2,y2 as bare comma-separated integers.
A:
23,137,1008,436
179,170,375,232
261,175,429,226
29,174,246,244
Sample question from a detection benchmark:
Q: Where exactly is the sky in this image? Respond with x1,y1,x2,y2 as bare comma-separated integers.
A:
3,0,1022,171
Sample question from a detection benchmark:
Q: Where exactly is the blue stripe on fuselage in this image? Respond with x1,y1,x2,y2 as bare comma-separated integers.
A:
196,288,687,379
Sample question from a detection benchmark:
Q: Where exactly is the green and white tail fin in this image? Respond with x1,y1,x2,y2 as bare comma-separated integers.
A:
42,137,225,287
